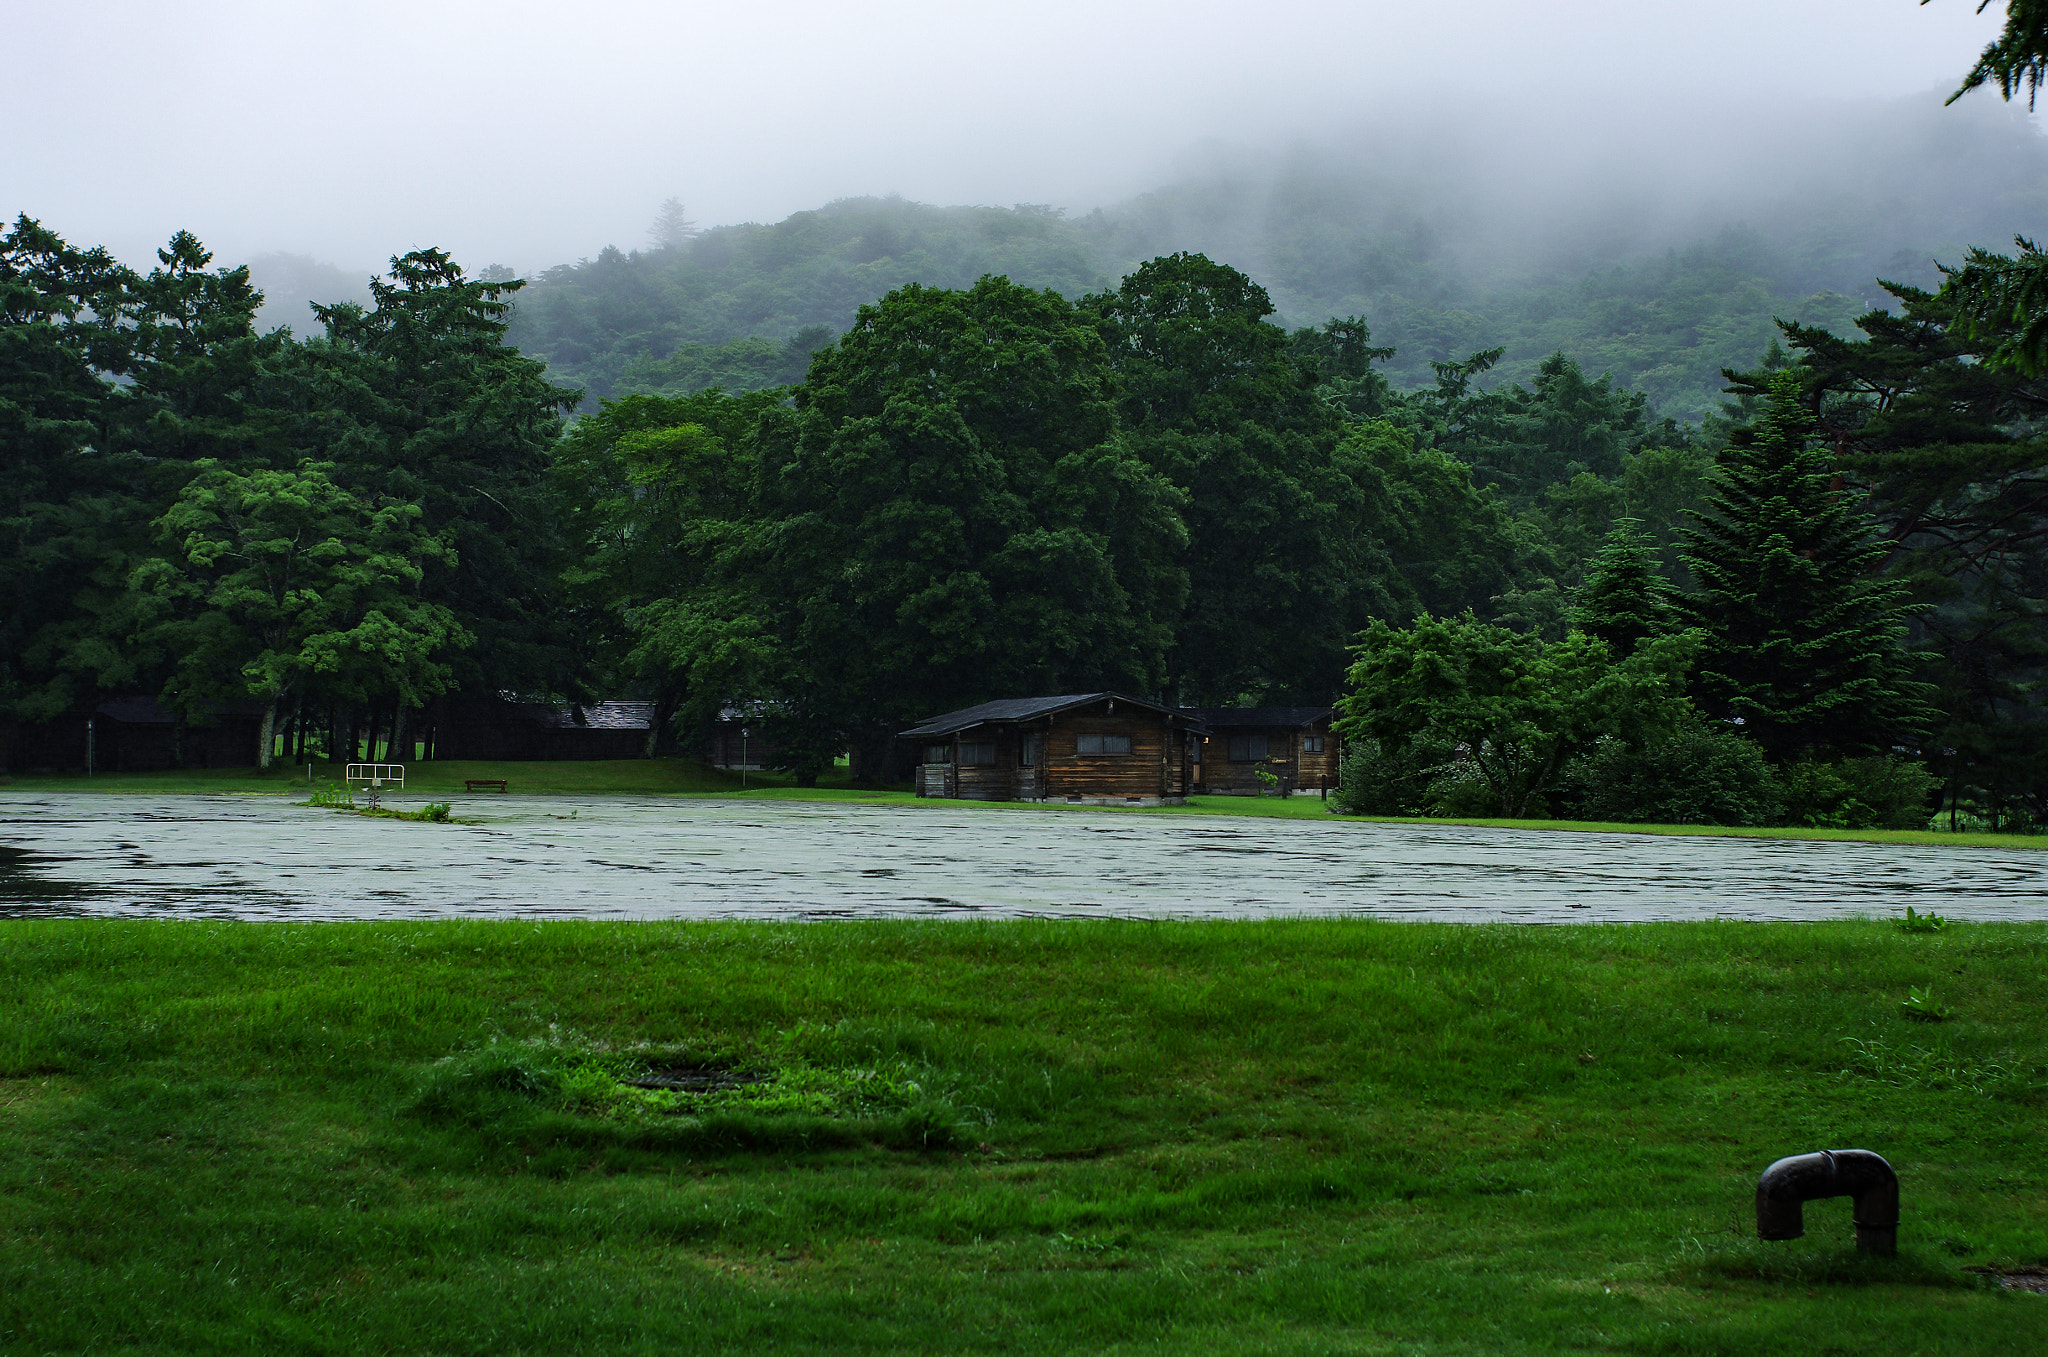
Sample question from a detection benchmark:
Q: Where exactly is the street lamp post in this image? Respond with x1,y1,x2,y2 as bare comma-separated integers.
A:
740,727,750,789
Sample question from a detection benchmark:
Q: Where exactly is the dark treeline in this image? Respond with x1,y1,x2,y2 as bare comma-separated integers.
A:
6,199,2046,828
2,221,578,770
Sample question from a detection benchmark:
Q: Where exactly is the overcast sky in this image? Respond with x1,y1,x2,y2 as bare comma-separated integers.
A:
4,0,2026,273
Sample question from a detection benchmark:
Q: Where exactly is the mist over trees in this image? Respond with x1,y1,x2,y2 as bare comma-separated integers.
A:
478,93,2048,421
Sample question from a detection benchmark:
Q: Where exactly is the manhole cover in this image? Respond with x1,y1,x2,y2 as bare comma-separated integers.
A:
1969,1266,2048,1293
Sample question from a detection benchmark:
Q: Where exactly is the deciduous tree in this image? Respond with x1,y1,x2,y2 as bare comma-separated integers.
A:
1334,611,1695,817
134,461,469,768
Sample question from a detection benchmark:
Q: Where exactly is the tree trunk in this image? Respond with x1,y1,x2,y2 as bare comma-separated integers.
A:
645,689,679,759
256,699,277,771
390,706,411,764
848,727,899,786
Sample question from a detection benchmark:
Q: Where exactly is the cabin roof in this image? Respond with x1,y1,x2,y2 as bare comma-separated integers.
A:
453,697,656,730
528,701,654,731
92,695,267,725
900,692,1187,739
1183,706,1334,730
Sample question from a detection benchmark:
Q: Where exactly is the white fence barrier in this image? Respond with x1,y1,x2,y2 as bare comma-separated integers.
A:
344,763,406,788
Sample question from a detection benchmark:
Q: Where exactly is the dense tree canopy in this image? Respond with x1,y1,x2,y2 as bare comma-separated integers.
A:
6,203,2044,829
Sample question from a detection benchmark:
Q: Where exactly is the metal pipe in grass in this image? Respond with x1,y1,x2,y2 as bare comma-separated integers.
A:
1756,1149,1898,1255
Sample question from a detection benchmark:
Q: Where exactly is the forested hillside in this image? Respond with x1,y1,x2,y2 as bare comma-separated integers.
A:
499,96,2048,420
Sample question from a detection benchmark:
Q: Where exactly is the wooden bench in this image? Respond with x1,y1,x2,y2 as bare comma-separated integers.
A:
464,779,509,793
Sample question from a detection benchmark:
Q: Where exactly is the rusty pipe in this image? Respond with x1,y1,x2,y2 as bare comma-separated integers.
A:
1756,1149,1898,1255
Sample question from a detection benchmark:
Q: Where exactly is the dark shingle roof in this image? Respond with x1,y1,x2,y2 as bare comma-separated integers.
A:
528,701,654,731
93,695,268,725
1183,706,1334,730
900,692,1184,739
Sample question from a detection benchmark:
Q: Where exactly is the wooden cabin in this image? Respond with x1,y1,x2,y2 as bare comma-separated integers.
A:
1183,706,1339,796
706,706,789,771
5,695,264,773
434,698,661,760
900,693,1203,805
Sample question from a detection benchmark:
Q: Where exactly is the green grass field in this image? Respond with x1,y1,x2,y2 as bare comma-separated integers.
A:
1,918,2043,1353
9,759,2044,852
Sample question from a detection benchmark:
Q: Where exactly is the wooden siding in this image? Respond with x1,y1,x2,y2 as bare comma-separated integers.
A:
1193,716,1339,796
1045,708,1175,801
909,698,1195,803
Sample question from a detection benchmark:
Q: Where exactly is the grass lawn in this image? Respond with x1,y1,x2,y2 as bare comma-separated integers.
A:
1,918,2043,1353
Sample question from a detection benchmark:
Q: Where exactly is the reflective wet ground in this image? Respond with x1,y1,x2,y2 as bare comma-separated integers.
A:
2,793,2045,923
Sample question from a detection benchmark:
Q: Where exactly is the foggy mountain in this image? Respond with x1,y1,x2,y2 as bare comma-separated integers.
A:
247,92,2048,422
247,254,373,337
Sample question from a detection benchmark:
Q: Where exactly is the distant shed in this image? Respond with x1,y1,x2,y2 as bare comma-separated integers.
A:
4,695,263,773
434,698,657,761
899,692,1202,806
706,707,790,771
1183,706,1338,796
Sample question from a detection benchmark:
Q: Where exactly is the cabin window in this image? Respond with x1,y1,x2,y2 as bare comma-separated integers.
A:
1188,738,1202,764
959,742,996,766
923,743,951,764
1302,735,1325,754
1227,734,1270,761
1076,733,1132,755
1019,735,1041,766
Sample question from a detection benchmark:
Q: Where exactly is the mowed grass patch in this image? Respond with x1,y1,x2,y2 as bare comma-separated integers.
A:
1,920,2044,1353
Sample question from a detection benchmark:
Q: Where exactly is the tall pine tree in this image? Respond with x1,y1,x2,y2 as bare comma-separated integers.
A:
1680,373,1923,759
1572,518,1680,657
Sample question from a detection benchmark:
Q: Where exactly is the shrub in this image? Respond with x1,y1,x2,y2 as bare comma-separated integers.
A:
1425,759,1501,817
1781,756,1938,829
1328,731,1459,816
1558,724,1782,826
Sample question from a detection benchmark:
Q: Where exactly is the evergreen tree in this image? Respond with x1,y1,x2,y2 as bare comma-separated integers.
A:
1572,519,1682,657
1939,0,2048,108
299,250,582,702
1,216,142,747
1680,373,1924,759
1732,280,2048,813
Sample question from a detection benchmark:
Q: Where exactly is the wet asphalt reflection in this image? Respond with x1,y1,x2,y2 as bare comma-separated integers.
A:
1,793,2044,923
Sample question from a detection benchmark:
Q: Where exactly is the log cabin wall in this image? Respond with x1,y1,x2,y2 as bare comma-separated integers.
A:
1045,705,1174,802
951,724,1031,802
1296,719,1339,790
905,695,1194,804
1197,725,1299,795
1189,712,1339,796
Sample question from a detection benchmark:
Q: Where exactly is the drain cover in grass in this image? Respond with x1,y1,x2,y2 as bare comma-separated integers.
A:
619,1065,767,1092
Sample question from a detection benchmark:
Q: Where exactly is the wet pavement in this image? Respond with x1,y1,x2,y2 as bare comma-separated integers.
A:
1,792,2045,923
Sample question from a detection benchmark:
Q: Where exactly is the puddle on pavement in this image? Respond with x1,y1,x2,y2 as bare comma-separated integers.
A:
1,792,2045,924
